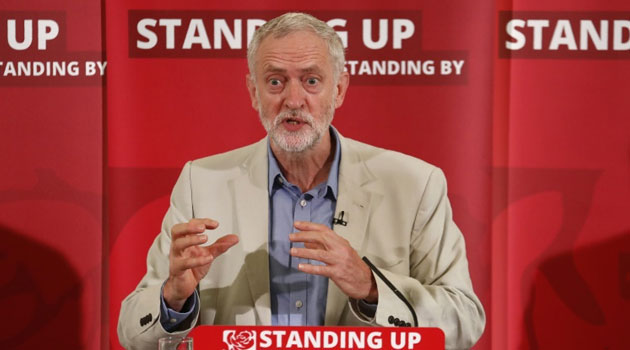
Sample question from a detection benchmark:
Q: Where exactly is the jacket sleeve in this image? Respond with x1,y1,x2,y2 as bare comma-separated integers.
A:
350,168,486,350
117,161,201,350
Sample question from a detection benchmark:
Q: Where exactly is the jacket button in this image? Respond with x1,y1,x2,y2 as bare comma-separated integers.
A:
406,322,412,327
388,316,395,324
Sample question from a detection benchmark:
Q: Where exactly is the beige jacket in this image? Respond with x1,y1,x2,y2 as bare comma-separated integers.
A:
118,134,485,350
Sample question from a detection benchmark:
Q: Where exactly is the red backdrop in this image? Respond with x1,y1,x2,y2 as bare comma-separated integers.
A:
1,0,628,349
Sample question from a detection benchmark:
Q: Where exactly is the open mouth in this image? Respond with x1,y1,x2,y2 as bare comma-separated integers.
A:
280,117,309,131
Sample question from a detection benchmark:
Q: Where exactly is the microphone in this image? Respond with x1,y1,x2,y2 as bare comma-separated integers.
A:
332,210,347,226
362,256,418,327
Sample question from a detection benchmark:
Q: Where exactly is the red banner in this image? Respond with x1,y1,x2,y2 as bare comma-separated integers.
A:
189,326,444,350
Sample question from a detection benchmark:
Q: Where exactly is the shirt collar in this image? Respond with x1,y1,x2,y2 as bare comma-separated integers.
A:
267,126,341,199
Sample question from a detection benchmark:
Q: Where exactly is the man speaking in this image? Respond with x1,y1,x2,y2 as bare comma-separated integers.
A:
118,12,485,350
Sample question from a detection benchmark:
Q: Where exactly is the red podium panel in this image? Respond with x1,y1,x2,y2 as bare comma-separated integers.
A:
189,326,444,350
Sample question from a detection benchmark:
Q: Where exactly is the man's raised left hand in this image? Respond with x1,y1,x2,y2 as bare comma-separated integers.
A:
289,221,378,303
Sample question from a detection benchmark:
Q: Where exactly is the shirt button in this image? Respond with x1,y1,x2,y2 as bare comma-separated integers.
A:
169,318,177,324
295,300,303,309
299,199,307,207
278,177,284,184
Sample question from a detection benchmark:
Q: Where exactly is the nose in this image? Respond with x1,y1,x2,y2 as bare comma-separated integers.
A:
283,79,305,110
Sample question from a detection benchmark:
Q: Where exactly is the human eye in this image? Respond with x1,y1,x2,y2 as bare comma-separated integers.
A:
266,77,284,91
269,78,282,86
305,77,319,86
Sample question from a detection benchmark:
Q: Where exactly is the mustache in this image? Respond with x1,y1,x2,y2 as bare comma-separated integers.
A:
273,109,315,127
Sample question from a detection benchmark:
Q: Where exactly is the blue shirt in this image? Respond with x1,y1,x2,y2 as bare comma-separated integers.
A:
160,128,341,330
268,128,340,326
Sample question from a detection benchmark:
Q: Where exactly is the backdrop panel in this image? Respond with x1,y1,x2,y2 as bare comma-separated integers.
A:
0,0,105,348
495,0,630,348
105,1,493,349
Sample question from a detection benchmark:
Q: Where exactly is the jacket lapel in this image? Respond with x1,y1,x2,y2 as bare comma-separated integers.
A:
232,139,272,325
325,135,378,325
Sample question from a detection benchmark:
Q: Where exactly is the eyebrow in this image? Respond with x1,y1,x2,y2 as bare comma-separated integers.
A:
263,66,286,74
262,64,324,75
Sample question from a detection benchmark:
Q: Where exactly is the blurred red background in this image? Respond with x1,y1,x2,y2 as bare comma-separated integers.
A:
1,0,628,349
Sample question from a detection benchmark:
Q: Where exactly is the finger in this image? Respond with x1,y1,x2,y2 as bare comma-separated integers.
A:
289,231,326,244
172,219,219,238
182,245,206,258
171,222,202,238
197,218,219,230
294,220,329,232
172,233,208,254
172,253,214,272
290,247,331,264
207,234,239,258
297,262,332,277
304,241,325,250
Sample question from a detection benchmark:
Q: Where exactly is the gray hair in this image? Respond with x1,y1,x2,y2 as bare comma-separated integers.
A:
247,12,345,82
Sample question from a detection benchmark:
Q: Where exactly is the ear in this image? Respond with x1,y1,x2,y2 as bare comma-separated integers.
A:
334,71,350,109
246,74,259,111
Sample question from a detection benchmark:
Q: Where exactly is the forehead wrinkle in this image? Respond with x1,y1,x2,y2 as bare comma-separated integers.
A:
255,31,333,77
259,51,328,75
261,47,328,61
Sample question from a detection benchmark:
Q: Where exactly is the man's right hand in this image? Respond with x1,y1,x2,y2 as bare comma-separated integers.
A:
163,218,239,311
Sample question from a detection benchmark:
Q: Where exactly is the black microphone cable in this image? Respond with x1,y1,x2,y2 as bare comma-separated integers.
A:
362,256,418,327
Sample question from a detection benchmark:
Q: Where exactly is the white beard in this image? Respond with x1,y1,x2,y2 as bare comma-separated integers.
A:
258,96,335,153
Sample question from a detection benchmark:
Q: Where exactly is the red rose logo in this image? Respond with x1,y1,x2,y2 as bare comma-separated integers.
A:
225,330,255,350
